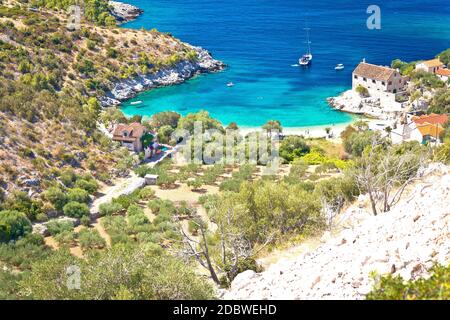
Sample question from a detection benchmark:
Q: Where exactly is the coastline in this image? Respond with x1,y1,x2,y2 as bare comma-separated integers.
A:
327,89,405,121
109,1,144,24
239,123,350,139
100,46,225,106
105,2,391,130
238,117,393,139
99,2,225,106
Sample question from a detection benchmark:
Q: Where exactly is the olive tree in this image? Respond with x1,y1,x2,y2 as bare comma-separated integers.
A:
353,138,427,215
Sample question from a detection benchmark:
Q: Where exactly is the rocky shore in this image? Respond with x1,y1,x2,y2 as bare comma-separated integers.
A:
100,46,225,106
108,1,143,23
327,90,405,120
223,164,450,300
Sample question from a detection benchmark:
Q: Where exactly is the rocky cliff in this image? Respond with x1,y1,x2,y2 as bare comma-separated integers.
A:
108,1,143,23
100,46,225,106
223,163,450,300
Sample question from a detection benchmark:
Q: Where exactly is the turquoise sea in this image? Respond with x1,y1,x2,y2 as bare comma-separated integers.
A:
120,0,450,128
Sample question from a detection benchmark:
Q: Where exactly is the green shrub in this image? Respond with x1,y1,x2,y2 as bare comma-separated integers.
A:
99,202,123,216
74,179,98,194
147,199,176,215
280,136,311,162
80,215,91,227
367,264,449,300
344,131,380,157
356,84,369,97
3,191,43,221
78,229,106,250
187,178,203,190
188,220,199,235
0,234,50,270
0,210,32,243
59,169,77,188
46,220,74,236
219,178,242,192
67,188,90,204
54,230,75,247
43,187,68,211
127,204,144,216
63,201,90,218
139,187,155,200
112,194,137,210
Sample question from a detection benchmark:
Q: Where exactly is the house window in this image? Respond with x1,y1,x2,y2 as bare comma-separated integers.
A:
363,77,367,81
123,131,128,137
354,75,358,79
388,81,392,85
372,79,376,84
382,81,386,85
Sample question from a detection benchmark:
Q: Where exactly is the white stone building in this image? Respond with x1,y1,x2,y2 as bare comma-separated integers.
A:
415,58,445,74
436,68,450,82
352,61,406,95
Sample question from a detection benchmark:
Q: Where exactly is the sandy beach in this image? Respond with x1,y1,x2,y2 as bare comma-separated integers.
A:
238,118,394,140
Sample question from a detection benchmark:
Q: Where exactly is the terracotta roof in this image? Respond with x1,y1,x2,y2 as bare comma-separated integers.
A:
353,62,397,81
416,124,444,138
421,58,444,68
112,122,146,141
436,68,450,76
412,113,448,126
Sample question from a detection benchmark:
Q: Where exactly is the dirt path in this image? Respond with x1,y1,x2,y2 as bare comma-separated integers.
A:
151,183,220,203
90,171,144,214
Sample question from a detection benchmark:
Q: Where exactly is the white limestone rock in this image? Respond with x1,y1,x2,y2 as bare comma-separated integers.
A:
223,164,450,300
101,46,225,107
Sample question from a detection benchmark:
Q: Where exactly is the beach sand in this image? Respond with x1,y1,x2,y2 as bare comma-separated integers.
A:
239,119,394,139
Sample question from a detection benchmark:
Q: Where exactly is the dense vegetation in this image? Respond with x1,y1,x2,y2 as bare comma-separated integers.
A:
20,245,215,299
32,0,116,26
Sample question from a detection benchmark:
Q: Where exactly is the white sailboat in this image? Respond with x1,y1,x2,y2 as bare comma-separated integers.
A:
299,26,313,66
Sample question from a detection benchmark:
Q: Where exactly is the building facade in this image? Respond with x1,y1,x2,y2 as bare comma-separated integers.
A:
415,58,445,74
436,68,450,82
352,61,406,95
112,122,147,152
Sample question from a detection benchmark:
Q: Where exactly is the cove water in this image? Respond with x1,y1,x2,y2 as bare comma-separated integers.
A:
120,0,450,128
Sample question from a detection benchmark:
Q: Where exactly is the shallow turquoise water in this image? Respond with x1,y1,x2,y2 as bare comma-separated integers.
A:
120,0,450,128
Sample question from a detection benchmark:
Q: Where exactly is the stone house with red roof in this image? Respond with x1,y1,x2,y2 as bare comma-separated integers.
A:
415,58,445,74
112,122,147,152
352,61,406,95
391,113,448,145
435,68,450,82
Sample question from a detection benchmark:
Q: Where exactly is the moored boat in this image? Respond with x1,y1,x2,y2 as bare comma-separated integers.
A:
298,25,312,66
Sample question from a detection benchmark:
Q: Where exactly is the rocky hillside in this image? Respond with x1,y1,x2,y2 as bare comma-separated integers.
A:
0,1,223,194
224,163,450,300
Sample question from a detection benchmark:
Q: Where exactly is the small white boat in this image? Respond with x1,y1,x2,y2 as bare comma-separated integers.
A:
335,64,345,71
227,82,234,87
299,55,311,66
130,100,143,105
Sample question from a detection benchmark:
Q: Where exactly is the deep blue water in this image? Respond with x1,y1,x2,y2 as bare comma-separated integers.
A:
120,0,450,128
